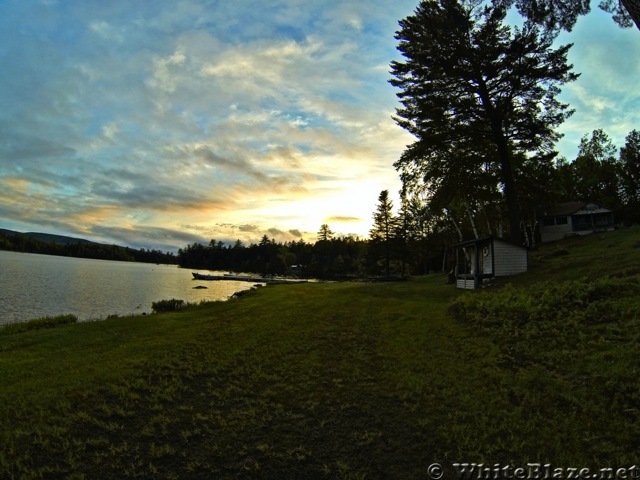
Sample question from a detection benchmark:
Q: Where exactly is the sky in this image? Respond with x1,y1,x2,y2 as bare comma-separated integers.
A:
1,1,639,252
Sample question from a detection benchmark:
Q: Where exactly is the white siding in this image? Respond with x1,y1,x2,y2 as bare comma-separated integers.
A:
457,278,476,289
481,247,494,275
493,240,528,276
540,219,573,242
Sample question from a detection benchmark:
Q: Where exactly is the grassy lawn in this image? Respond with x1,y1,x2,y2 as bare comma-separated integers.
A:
2,227,640,479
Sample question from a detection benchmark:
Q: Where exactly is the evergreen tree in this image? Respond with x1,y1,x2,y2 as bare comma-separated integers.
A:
390,0,578,244
370,190,398,276
495,0,640,32
317,224,334,242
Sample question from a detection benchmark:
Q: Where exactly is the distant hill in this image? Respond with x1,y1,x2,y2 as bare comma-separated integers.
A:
0,229,98,246
0,228,177,264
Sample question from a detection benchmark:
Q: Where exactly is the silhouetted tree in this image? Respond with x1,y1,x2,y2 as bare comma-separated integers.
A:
495,0,640,32
370,190,398,276
391,0,578,244
619,129,640,224
572,129,622,211
317,224,334,242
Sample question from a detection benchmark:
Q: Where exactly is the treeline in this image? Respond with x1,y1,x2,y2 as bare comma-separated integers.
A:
178,222,453,280
554,129,640,226
0,231,177,265
177,233,454,280
178,236,371,279
390,0,640,246
178,127,640,280
396,128,640,250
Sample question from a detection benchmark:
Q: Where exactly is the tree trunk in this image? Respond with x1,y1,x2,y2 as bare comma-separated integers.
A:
446,209,464,241
499,151,523,245
496,204,504,238
480,201,493,236
474,74,523,245
465,200,479,238
441,246,447,273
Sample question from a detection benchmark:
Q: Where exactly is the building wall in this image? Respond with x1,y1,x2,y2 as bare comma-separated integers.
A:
540,205,614,243
541,215,615,242
493,240,528,276
540,216,574,242
456,278,476,289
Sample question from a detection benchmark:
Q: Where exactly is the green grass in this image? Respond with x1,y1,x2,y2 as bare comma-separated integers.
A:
2,227,640,479
0,314,78,336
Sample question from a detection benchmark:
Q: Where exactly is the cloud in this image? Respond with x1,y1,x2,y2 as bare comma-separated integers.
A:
174,222,311,247
18,1,638,252
238,224,260,233
0,129,76,162
267,227,285,237
88,225,209,251
565,84,614,113
148,49,188,94
326,216,362,223
555,9,640,159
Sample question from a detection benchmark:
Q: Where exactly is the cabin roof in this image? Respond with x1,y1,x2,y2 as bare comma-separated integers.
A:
542,202,612,217
543,202,587,217
453,235,525,250
453,236,492,249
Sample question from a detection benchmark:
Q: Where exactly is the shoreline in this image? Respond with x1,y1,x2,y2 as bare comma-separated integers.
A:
0,288,255,328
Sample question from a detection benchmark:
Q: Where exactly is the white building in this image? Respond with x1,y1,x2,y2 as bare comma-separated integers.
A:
453,236,528,290
540,202,614,243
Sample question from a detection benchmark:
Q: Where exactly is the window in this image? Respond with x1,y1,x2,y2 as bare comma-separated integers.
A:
594,213,613,227
572,215,592,231
543,216,568,226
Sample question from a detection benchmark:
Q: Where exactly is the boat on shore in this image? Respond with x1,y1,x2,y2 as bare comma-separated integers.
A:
192,272,308,284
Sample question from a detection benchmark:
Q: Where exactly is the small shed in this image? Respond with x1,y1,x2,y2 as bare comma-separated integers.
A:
453,236,528,289
540,202,614,243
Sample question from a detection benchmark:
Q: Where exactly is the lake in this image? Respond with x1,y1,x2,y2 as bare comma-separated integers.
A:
0,250,258,325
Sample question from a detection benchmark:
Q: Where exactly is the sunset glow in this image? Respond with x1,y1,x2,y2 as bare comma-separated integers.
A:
1,2,638,251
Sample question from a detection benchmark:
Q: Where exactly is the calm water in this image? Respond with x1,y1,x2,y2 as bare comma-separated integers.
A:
0,250,257,324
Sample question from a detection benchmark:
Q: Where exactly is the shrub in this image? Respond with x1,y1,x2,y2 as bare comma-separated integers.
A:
151,299,186,313
449,278,639,329
1,314,78,335
448,279,640,396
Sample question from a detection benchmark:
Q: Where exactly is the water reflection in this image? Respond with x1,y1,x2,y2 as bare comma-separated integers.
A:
0,251,255,324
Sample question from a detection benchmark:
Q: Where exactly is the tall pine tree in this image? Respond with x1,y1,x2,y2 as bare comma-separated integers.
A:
390,0,578,244
370,190,398,277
